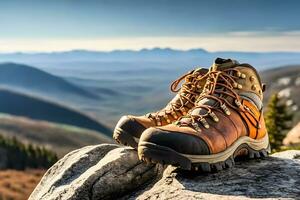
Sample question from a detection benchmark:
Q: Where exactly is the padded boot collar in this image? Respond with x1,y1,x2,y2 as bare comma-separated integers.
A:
211,58,239,71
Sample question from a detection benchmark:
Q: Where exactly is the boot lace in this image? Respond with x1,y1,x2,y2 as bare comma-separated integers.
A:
147,69,204,125
179,69,259,130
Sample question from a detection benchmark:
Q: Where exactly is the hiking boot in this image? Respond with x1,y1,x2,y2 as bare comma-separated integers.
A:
138,58,270,171
113,68,208,148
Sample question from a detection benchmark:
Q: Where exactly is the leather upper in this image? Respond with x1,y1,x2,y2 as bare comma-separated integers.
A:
140,58,268,155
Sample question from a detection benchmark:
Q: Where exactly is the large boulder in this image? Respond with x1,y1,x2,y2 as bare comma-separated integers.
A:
30,144,300,200
29,144,162,200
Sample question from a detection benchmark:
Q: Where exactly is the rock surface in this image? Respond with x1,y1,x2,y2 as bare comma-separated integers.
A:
30,144,300,200
29,144,162,200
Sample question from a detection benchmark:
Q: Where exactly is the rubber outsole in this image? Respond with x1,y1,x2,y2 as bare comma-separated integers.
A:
138,135,271,171
113,127,139,149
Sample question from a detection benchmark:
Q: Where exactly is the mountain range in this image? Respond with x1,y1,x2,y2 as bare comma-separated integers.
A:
1,48,300,70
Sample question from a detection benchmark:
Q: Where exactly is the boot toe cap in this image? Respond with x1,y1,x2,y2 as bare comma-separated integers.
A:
115,115,146,133
140,127,210,155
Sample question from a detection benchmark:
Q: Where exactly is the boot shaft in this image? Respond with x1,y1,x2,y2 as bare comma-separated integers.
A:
209,58,264,107
206,58,267,139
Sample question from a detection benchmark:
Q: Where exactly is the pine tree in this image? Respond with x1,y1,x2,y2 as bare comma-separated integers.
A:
265,93,294,152
0,134,58,169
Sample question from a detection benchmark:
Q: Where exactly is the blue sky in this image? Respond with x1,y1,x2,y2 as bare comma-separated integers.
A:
0,0,299,52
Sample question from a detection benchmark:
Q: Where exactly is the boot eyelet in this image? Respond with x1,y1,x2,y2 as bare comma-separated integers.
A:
192,122,201,131
199,118,210,129
209,112,219,122
166,118,171,123
221,104,231,115
180,107,187,115
237,84,243,89
235,99,242,106
156,117,162,126
171,112,178,119
237,71,246,79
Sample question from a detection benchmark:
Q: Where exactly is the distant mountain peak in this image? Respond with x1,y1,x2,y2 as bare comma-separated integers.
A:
138,47,207,53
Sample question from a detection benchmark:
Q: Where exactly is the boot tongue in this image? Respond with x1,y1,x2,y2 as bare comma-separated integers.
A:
181,58,238,123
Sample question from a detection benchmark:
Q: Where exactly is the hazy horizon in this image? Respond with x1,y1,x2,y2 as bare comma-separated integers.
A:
1,46,300,54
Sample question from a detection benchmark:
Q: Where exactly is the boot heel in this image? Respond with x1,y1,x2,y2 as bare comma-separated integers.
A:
113,128,138,148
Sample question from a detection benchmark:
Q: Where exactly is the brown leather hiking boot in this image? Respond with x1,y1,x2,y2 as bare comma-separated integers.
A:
113,68,208,148
138,58,270,171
